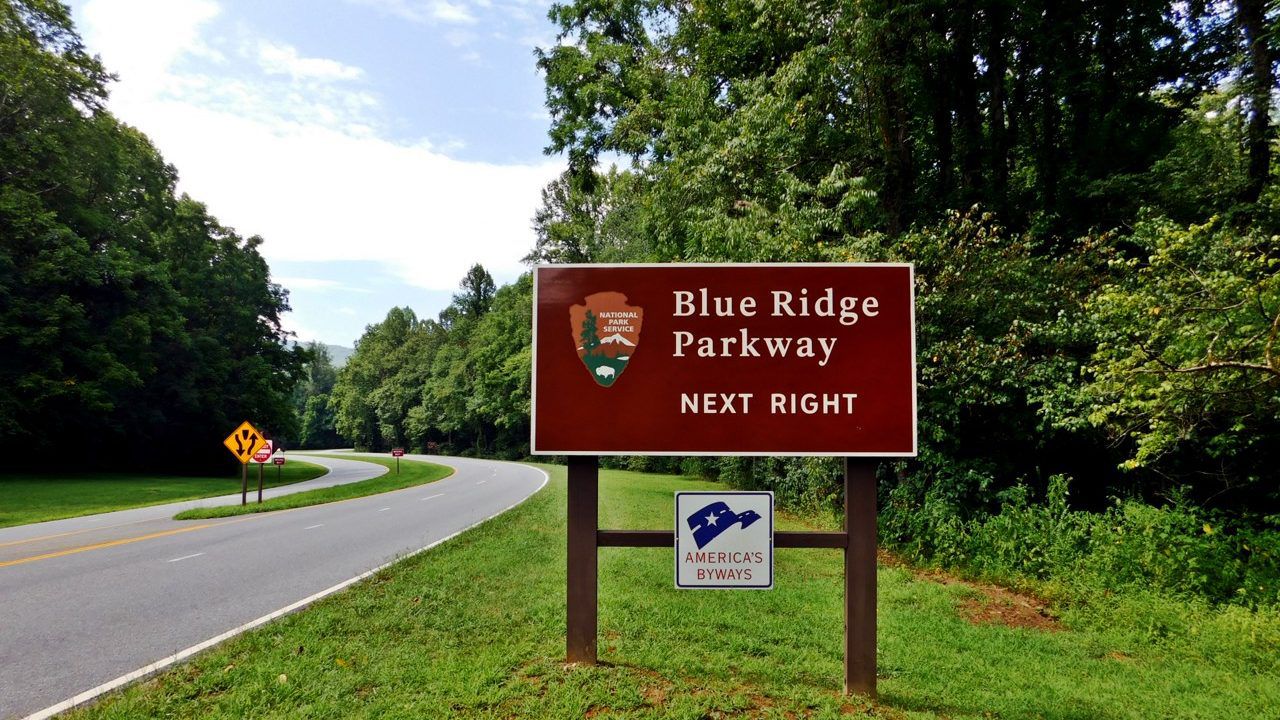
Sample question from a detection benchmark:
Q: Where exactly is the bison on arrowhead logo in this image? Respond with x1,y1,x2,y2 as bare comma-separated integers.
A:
569,292,643,387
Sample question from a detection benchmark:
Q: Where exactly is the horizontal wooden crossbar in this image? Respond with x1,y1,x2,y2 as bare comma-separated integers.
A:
597,529,847,549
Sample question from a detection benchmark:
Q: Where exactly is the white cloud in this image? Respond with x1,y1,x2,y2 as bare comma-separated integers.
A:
280,313,323,343
431,0,476,24
81,0,222,101
273,277,375,293
257,41,364,82
346,0,479,25
79,0,561,291
274,276,344,290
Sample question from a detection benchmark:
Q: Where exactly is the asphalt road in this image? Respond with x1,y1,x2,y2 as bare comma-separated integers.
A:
0,453,547,719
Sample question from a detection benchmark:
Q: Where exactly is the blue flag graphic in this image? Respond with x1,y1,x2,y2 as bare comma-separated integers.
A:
686,501,762,549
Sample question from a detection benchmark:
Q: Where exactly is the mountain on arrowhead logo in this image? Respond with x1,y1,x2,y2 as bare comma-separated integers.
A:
569,291,643,387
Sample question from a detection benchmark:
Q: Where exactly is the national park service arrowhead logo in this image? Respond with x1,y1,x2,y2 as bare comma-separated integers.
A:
570,292,643,387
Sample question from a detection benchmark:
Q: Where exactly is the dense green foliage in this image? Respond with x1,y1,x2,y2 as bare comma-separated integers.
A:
0,1,305,470
529,7,1279,488
303,0,1280,609
884,475,1280,609
325,265,532,457
292,343,342,449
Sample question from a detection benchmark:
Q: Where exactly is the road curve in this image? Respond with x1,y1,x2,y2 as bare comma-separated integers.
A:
0,455,387,549
0,454,547,719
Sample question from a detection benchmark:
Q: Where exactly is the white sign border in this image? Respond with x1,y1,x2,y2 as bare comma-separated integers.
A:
530,262,918,457
674,490,774,590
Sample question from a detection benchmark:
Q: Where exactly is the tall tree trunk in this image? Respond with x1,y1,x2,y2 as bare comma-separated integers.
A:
953,0,982,199
1237,0,1273,202
871,8,915,234
1008,31,1029,219
986,0,1009,219
1091,1,1119,178
930,8,954,203
1036,2,1062,218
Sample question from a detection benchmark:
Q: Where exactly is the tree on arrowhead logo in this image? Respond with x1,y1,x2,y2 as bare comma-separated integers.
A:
569,292,643,387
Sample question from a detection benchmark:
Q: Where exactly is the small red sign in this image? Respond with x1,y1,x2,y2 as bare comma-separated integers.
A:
273,456,285,466
251,439,274,464
532,264,916,456
391,448,405,457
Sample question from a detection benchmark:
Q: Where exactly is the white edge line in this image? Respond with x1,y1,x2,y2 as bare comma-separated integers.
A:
23,465,552,720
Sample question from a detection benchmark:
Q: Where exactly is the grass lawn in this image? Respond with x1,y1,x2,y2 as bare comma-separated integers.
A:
70,465,1279,719
0,461,327,529
173,454,452,520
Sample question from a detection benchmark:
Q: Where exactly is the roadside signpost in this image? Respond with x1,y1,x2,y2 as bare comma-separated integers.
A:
222,420,268,506
391,447,404,474
273,452,285,484
252,439,274,503
532,263,916,697
252,440,274,464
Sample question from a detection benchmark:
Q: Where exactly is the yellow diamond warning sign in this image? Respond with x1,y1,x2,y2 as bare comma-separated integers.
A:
223,421,267,464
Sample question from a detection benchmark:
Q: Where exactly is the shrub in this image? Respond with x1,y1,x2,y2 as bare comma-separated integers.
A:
880,474,1280,609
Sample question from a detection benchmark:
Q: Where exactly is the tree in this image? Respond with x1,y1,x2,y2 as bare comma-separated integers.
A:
528,0,1279,519
1077,215,1280,503
0,2,304,470
526,168,650,264
1234,0,1276,201
331,307,429,451
537,0,1202,240
460,275,534,456
453,263,496,319
293,343,340,449
579,310,600,356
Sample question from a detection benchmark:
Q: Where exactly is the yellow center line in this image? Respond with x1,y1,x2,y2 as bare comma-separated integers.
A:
1,458,449,569
0,514,263,569
0,517,161,549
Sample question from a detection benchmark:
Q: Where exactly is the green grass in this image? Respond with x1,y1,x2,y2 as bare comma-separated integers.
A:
71,465,1279,719
172,455,452,520
0,462,327,528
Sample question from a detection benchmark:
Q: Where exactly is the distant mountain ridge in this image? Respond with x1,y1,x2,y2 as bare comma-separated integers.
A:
289,341,354,368
324,344,353,367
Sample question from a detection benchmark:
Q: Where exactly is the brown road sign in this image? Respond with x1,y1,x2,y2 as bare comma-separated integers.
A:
532,264,916,456
222,421,267,464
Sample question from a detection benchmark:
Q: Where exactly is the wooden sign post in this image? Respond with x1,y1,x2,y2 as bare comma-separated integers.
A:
251,439,274,504
534,264,916,697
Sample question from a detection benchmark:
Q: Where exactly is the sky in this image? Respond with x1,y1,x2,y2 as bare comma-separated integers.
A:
67,0,565,346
